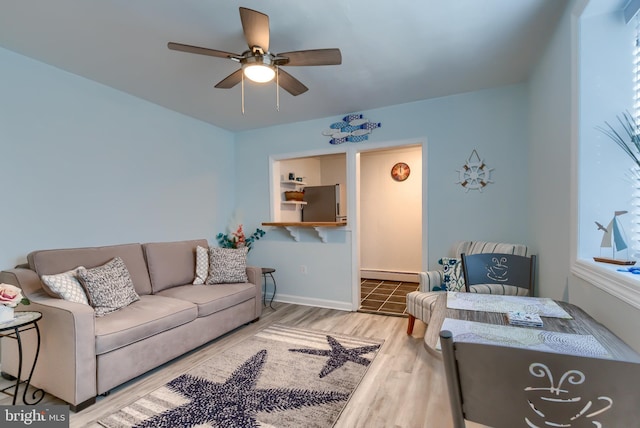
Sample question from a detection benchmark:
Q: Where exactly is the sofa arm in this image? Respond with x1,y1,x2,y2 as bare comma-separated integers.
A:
245,265,261,287
246,266,263,318
419,269,445,292
0,268,97,408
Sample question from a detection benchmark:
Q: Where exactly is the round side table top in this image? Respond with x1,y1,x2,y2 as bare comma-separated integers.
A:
0,311,42,331
262,268,276,274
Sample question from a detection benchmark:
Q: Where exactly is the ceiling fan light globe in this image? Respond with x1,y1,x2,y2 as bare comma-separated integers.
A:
243,64,275,83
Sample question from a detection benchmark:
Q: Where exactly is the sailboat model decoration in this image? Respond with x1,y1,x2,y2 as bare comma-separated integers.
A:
594,210,636,265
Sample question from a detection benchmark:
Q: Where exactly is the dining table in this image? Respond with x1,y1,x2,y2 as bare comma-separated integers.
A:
424,292,640,362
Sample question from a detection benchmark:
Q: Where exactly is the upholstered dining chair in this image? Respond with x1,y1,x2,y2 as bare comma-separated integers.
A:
406,241,531,335
440,330,640,428
460,252,536,296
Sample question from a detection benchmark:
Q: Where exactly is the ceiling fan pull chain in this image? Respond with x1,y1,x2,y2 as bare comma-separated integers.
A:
241,72,245,114
276,65,280,112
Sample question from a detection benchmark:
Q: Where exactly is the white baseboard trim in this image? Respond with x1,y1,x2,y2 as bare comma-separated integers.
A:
273,294,353,312
360,269,420,282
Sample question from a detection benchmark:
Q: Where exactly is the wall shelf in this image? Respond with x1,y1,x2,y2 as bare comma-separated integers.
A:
281,180,308,186
281,181,307,212
262,222,347,243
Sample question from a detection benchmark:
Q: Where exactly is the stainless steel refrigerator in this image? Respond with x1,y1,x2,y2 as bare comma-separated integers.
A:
302,184,341,222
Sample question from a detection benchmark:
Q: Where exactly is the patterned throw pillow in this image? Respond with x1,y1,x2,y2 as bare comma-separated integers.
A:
77,257,140,317
439,257,466,292
41,266,89,305
206,247,248,284
193,245,209,285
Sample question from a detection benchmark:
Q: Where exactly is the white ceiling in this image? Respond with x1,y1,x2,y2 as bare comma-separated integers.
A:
0,1,568,132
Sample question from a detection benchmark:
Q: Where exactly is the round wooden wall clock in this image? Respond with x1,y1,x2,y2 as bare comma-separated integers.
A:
391,162,410,181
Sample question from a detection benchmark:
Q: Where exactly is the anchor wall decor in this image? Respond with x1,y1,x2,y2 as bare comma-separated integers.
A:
456,149,494,192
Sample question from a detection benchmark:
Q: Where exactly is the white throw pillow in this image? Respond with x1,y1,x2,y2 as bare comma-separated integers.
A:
206,247,248,284
77,257,140,317
193,245,209,285
41,267,89,305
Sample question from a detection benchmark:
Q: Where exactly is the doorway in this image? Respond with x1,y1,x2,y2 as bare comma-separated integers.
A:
357,144,423,316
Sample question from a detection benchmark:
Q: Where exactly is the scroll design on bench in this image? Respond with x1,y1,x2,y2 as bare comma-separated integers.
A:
524,362,612,427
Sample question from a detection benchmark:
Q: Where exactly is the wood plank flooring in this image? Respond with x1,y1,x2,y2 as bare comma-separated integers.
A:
0,303,486,427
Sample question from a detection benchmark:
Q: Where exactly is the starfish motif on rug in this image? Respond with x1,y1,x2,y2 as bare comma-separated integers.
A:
133,349,349,428
289,335,381,378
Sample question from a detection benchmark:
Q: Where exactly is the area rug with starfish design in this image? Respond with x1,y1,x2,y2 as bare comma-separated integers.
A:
97,324,384,428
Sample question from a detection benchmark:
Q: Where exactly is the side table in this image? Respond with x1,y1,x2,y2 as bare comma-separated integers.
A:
0,311,44,405
261,268,277,310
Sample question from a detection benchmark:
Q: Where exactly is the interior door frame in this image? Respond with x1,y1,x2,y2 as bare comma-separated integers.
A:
349,138,427,310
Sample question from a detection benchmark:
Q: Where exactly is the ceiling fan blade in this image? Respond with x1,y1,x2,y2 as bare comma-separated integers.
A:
214,69,243,89
277,49,342,66
239,7,270,52
168,42,238,59
277,68,308,96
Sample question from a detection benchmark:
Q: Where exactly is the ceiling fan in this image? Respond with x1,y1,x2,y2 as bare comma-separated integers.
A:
168,7,342,97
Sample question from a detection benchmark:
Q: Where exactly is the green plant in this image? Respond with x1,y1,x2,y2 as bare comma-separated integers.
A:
596,111,640,169
216,224,266,252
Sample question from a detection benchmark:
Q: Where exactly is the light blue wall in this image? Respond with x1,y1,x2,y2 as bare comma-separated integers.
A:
236,84,531,308
528,0,574,301
0,45,531,311
0,47,235,268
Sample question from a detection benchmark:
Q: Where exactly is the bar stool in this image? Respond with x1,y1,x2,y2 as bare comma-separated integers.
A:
261,267,277,310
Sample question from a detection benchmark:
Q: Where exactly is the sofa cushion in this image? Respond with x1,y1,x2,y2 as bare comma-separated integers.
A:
94,294,197,355
40,266,89,304
28,243,152,296
78,257,140,317
157,282,256,317
143,239,208,293
206,247,248,284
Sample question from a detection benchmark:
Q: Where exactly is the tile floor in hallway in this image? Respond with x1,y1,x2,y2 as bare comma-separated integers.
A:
359,278,420,316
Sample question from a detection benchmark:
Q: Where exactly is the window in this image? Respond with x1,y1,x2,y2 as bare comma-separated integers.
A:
633,16,640,257
573,3,640,309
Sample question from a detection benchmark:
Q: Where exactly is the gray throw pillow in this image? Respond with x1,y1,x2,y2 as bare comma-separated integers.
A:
206,247,248,284
77,257,140,317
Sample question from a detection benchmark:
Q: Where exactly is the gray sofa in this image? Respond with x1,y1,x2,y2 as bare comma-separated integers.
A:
0,239,262,411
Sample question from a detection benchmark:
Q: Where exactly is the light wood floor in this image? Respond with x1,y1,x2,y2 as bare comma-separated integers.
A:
0,303,485,428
